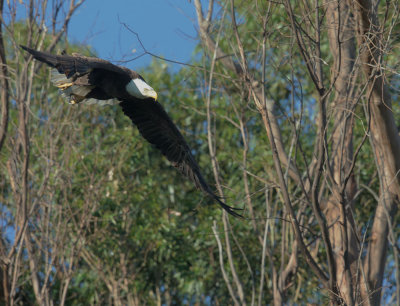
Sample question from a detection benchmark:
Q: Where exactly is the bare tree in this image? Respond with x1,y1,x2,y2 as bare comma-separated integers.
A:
193,0,400,304
1,1,87,305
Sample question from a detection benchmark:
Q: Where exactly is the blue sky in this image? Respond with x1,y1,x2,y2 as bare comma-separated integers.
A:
68,0,200,70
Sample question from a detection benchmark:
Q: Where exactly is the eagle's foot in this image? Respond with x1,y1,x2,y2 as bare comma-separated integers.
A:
68,94,85,105
57,82,74,90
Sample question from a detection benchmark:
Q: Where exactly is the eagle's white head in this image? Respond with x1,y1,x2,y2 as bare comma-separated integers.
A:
126,78,158,101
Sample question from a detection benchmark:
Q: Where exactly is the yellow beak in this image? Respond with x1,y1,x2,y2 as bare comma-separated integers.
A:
149,90,158,101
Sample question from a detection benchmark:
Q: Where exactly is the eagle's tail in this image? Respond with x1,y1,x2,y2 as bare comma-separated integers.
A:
20,45,58,67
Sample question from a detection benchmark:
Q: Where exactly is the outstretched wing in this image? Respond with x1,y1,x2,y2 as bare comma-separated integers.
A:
20,45,127,78
119,99,243,218
20,45,132,104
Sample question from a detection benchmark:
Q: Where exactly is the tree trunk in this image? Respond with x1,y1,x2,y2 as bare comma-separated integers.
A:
351,0,400,304
325,1,360,304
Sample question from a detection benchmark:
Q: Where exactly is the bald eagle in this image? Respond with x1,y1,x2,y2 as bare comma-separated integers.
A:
21,45,242,218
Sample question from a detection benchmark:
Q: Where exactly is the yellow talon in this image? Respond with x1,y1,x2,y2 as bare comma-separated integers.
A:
57,82,74,90
69,94,85,105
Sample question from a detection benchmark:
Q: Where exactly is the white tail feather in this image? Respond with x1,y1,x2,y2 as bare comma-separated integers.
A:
83,98,119,106
51,69,70,86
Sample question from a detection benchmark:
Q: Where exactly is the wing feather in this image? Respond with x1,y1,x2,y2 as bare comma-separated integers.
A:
22,46,126,105
21,45,128,79
119,99,243,217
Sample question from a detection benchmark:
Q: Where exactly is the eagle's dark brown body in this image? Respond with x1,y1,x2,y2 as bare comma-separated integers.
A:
21,45,242,218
